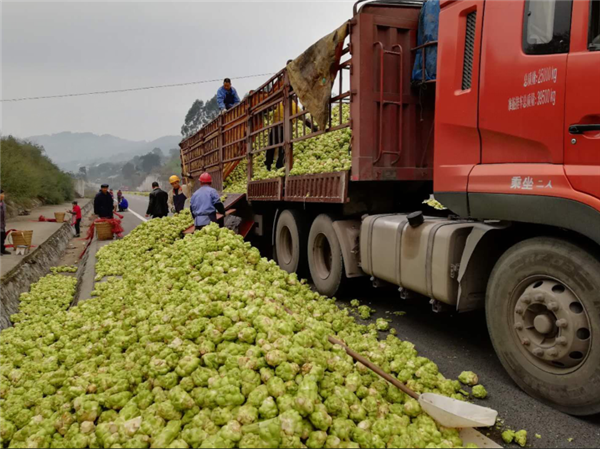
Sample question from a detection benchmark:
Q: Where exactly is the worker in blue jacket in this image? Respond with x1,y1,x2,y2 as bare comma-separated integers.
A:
217,78,241,111
190,173,225,231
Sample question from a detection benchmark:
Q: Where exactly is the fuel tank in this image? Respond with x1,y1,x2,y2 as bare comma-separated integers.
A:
360,214,475,305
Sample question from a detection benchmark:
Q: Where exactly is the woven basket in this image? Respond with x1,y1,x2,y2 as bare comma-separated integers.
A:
11,230,33,248
95,222,114,241
54,212,66,223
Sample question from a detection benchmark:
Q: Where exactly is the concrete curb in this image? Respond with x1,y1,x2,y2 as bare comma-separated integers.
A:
74,239,99,306
0,201,93,329
71,238,94,308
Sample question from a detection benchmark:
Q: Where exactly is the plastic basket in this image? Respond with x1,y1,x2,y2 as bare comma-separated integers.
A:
11,230,33,248
54,212,66,223
95,222,114,241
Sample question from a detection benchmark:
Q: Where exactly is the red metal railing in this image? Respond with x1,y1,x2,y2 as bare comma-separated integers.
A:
180,62,352,203
285,171,349,203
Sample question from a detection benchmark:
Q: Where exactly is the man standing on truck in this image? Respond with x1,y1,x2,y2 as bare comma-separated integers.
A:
217,78,241,111
190,173,225,231
168,175,192,214
145,182,169,219
266,62,309,171
94,184,114,219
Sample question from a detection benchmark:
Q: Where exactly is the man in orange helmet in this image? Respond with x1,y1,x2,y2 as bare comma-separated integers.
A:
189,172,225,231
167,174,192,214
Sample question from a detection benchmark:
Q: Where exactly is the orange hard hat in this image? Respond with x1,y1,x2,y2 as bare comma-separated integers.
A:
199,173,212,183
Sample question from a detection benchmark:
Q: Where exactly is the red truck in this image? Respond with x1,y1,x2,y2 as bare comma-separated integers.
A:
180,0,600,415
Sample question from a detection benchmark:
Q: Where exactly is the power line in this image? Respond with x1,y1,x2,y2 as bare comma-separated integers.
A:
0,73,275,103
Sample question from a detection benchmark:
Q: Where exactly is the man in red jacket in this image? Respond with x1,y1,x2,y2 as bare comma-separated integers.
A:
69,201,82,237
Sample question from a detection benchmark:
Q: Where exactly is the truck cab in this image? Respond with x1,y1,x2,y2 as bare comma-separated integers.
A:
435,0,600,245
431,0,600,416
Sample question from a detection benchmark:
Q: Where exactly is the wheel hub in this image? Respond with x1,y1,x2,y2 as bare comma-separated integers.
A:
533,314,554,334
513,279,591,370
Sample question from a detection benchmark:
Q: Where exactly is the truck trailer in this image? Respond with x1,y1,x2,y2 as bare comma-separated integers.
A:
180,0,600,415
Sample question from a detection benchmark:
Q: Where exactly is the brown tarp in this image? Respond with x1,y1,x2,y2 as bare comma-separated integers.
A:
287,22,349,129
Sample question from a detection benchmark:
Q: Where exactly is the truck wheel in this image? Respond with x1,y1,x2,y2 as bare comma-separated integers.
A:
486,237,600,416
308,214,345,297
275,209,307,274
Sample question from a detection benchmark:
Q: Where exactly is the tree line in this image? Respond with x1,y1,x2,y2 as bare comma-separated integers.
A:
0,136,75,205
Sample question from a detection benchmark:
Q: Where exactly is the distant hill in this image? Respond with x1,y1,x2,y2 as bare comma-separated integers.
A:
26,132,182,171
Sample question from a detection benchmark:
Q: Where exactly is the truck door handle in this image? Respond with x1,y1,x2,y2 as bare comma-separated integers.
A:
569,124,600,134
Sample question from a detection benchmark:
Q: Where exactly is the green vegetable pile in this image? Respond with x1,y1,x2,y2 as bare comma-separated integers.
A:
1,211,476,448
10,274,76,326
223,160,248,196
251,151,286,182
250,112,286,182
50,266,78,274
290,105,351,177
249,104,352,181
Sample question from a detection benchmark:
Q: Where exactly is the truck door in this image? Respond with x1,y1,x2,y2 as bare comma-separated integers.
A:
478,0,573,165
564,0,600,200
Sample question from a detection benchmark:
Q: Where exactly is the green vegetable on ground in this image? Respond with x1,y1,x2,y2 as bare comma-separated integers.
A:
458,371,479,386
514,430,528,447
51,265,78,274
471,385,487,399
502,430,515,444
376,318,390,331
1,210,479,448
357,305,372,320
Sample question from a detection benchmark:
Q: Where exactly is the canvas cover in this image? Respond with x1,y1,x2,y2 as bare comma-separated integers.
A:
287,22,349,129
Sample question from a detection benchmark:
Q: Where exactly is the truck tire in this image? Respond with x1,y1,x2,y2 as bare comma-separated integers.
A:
308,214,345,297
275,209,307,274
486,237,600,416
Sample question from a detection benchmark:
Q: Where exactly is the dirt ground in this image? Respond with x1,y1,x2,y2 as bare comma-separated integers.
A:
55,215,95,268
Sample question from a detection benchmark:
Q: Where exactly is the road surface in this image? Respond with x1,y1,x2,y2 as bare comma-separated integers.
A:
120,193,600,448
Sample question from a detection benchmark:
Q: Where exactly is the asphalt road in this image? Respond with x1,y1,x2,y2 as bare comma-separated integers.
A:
119,194,151,233
119,194,600,448
335,286,600,448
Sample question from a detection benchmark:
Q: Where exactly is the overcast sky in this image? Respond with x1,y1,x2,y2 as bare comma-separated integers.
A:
1,1,354,141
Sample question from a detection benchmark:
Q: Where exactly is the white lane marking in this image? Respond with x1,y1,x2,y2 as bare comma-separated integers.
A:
128,208,148,222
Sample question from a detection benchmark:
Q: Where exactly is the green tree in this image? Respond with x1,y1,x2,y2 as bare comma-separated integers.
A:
140,153,161,173
0,136,74,204
121,162,136,179
181,95,219,138
151,147,164,158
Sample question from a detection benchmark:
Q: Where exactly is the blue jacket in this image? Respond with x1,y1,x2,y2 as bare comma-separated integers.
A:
190,186,221,227
217,86,241,110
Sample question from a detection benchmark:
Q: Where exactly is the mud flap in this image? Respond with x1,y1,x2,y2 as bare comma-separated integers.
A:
456,222,510,312
332,219,365,278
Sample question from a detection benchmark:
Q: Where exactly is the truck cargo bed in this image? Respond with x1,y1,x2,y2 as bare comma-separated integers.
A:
179,1,434,203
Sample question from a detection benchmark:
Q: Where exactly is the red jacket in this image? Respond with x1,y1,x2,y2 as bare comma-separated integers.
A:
71,205,82,220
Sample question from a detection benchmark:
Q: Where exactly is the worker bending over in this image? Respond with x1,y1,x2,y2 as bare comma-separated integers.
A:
190,173,225,231
168,175,192,214
217,78,240,111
